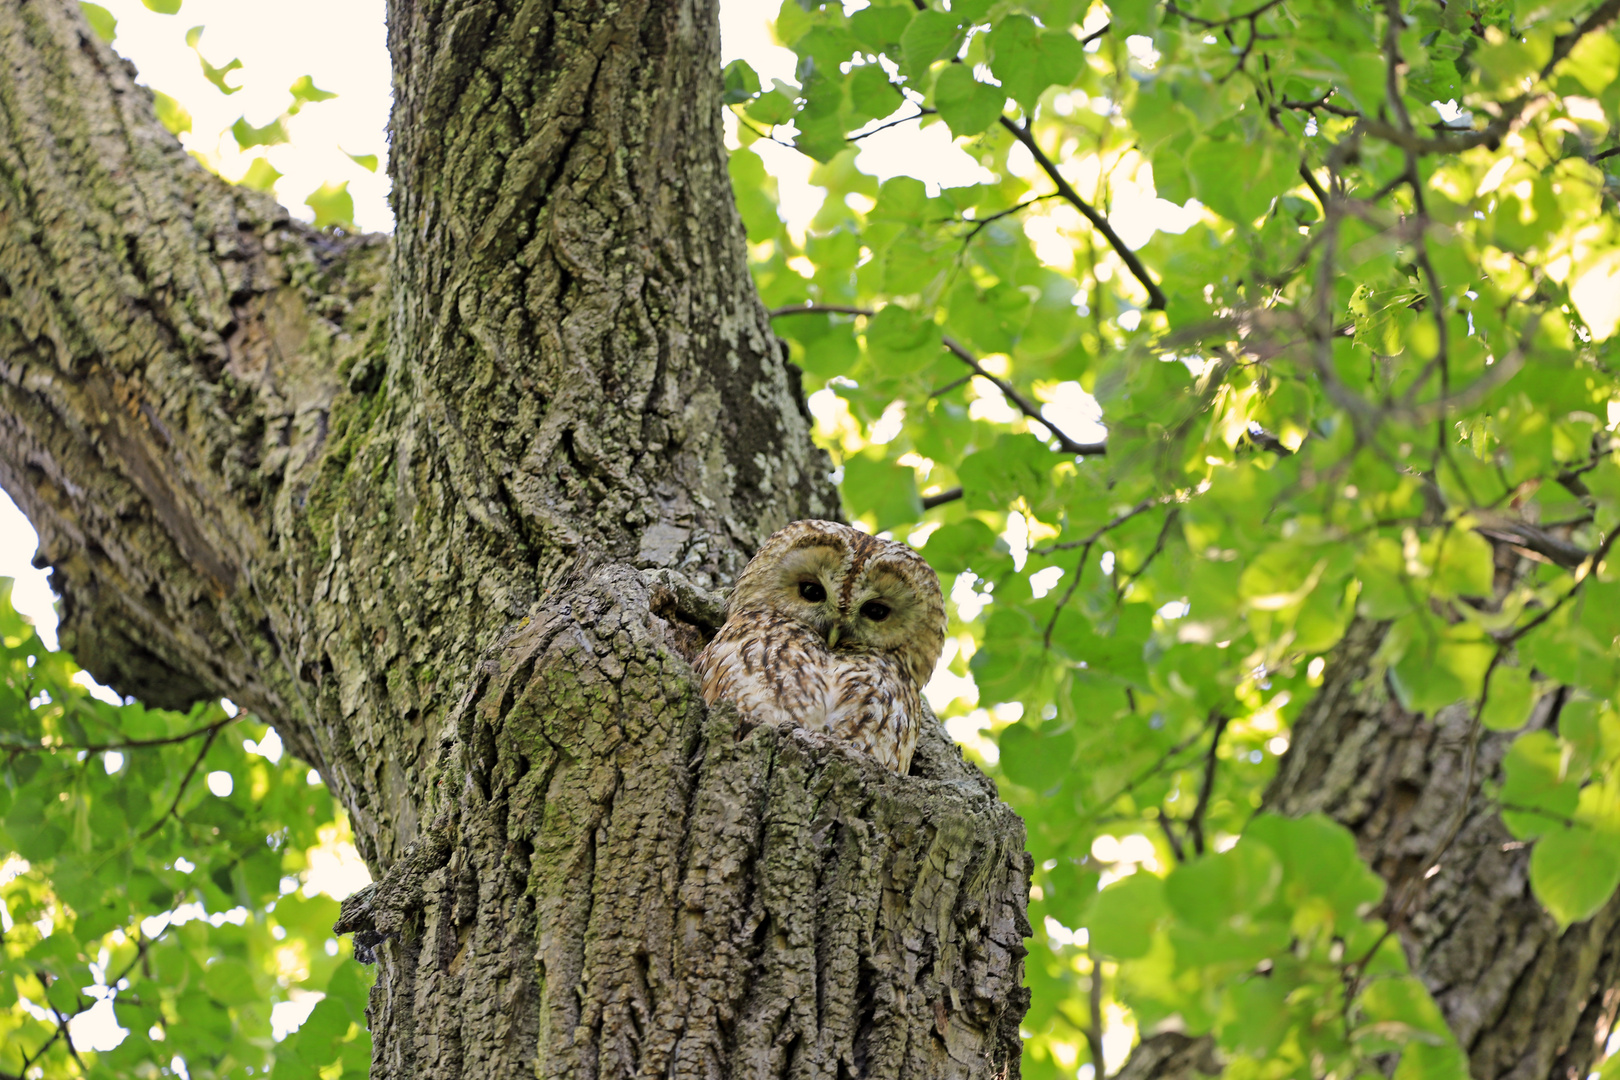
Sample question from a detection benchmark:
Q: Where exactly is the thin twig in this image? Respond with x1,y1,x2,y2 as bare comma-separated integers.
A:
1185,712,1233,857
959,192,1063,241
139,724,223,840
769,304,1108,455
922,487,963,510
1044,541,1094,649
1034,497,1169,554
1085,945,1108,1075
996,116,1167,310
848,106,936,142
1503,527,1620,645
1164,0,1286,28
3,715,234,755
1077,714,1223,829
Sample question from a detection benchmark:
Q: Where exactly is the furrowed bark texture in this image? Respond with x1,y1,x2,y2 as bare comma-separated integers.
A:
1267,619,1620,1080
0,1,1033,1077
339,566,1029,1078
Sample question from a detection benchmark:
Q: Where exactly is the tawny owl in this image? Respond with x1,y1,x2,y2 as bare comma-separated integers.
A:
694,519,947,773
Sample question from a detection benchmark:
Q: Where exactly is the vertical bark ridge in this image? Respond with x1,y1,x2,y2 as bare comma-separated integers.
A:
342,566,1030,1079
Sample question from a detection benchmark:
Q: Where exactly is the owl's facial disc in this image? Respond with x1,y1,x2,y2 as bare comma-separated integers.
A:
835,557,947,684
731,542,844,637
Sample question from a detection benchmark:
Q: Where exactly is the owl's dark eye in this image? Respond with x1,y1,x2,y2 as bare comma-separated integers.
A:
860,601,891,622
799,581,827,603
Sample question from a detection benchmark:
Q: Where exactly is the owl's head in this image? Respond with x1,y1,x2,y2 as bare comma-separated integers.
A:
729,519,947,686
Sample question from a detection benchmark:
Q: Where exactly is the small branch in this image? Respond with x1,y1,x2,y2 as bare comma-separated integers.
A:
1185,712,1232,857
1044,541,1094,649
46,996,86,1072
996,116,1167,310
139,723,223,840
2,715,234,756
1034,497,1170,554
1504,527,1620,645
848,106,935,143
1077,714,1222,828
1355,0,1620,156
1085,946,1107,1076
769,304,1108,455
959,192,1062,241
922,487,963,510
1164,0,1285,28
1117,507,1180,589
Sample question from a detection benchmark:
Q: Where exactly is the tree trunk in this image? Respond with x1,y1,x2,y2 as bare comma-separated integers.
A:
0,1,1030,1077
1266,619,1620,1080
1124,616,1620,1080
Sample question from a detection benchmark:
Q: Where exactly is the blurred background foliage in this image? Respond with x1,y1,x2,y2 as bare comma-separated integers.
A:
0,583,373,1080
7,0,1620,1077
730,1,1620,1078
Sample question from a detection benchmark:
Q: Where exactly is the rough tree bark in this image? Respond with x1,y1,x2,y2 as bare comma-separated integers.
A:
1126,604,1620,1080
0,1,1030,1077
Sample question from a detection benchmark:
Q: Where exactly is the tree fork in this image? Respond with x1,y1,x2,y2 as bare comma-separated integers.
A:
0,1,1033,1077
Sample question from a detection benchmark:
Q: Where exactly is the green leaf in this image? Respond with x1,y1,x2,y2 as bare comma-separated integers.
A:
1186,138,1291,225
186,26,244,95
722,59,762,104
304,181,355,230
287,74,338,113
1089,871,1168,959
79,2,116,42
232,114,290,150
1500,731,1581,838
998,722,1076,792
1164,842,1282,935
1481,665,1535,732
151,90,192,137
841,452,921,532
922,518,1004,576
899,11,961,80
142,0,181,12
1530,826,1620,926
202,957,260,1006
933,65,1004,139
239,158,282,193
864,304,942,373
343,148,380,173
849,5,912,52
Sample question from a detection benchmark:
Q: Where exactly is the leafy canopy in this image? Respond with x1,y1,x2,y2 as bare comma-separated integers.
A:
0,582,371,1080
730,0,1620,1076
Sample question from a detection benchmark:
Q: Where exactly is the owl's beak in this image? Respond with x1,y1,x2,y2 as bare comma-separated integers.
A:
825,623,842,649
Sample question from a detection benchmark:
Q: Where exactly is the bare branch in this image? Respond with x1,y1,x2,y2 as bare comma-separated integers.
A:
769,304,1108,455
1186,712,1232,857
996,117,1167,310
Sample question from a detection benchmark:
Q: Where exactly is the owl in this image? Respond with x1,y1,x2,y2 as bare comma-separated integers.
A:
694,519,947,773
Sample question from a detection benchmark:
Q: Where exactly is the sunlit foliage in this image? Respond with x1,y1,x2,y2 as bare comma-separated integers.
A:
732,1,1620,1077
0,582,372,1078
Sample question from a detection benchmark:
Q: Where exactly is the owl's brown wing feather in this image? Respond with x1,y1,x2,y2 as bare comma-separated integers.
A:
694,611,833,731
825,650,922,773
695,614,922,773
